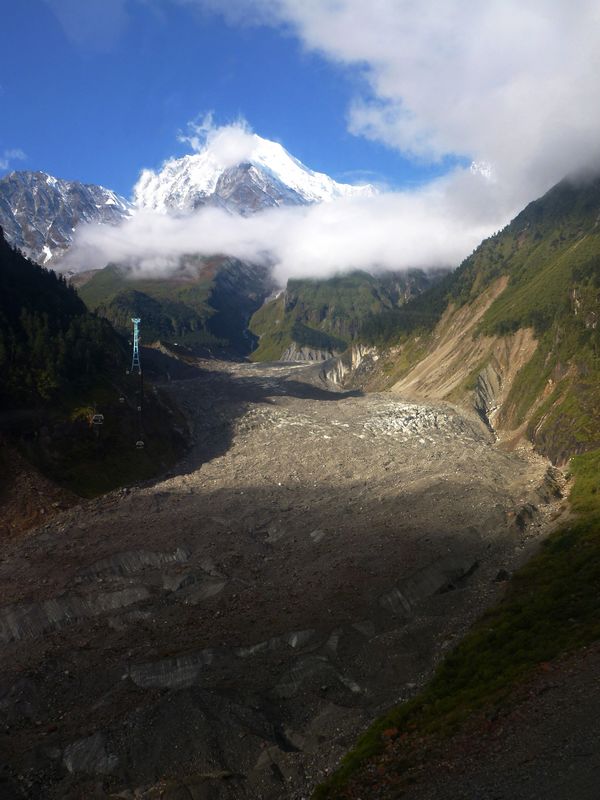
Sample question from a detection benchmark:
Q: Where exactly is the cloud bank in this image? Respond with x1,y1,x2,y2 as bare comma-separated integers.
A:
190,0,600,198
177,113,260,169
67,1,600,282
65,152,499,283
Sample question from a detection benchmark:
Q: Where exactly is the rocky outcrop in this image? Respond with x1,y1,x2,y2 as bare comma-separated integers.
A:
281,343,340,362
379,555,479,617
63,732,118,775
320,343,379,386
470,329,538,432
0,586,150,643
473,362,503,429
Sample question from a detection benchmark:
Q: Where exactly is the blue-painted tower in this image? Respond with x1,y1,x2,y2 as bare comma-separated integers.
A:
131,318,142,374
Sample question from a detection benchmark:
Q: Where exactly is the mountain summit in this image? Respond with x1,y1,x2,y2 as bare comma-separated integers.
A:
133,131,376,215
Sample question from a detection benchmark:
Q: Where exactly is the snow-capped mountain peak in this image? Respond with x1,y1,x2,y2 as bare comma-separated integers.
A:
133,131,376,215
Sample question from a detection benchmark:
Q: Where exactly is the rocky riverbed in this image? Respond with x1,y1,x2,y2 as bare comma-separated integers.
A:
0,359,565,799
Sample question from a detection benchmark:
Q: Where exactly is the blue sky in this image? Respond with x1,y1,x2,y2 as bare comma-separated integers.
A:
0,0,453,197
4,2,600,281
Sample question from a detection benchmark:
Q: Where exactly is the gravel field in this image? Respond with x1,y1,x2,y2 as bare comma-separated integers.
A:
0,359,565,799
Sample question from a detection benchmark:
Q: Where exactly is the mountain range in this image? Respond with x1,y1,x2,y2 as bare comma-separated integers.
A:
0,134,402,358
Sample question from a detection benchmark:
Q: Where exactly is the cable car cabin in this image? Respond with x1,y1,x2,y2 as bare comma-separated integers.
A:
135,440,145,449
92,414,104,425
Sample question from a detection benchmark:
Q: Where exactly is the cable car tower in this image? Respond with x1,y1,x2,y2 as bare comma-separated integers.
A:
129,318,145,449
131,318,142,374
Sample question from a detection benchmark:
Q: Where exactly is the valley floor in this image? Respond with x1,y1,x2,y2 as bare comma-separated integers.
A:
0,360,565,799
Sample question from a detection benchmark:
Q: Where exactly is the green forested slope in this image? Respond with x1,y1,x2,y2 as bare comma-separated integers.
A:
249,269,439,361
78,257,272,356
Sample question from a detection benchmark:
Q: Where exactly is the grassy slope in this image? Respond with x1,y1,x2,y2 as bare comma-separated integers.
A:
249,292,349,361
315,449,600,798
485,227,600,462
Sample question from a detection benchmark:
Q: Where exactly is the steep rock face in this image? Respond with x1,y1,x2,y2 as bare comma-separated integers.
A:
471,330,540,432
388,277,538,434
320,344,380,385
280,343,339,362
319,278,541,442
0,171,131,265
372,281,540,441
207,162,307,215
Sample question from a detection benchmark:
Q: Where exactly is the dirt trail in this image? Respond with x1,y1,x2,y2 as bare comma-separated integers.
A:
0,360,565,800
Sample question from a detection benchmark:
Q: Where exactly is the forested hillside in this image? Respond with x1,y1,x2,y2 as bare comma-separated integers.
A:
0,229,186,498
0,227,124,408
77,257,273,357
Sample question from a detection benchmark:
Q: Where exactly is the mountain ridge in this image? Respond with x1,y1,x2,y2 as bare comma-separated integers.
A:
249,269,444,362
0,170,131,266
77,256,275,357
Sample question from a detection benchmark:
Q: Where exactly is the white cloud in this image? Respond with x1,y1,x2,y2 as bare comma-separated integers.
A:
64,2,600,283
0,148,27,171
177,113,259,168
64,161,497,283
183,0,600,206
